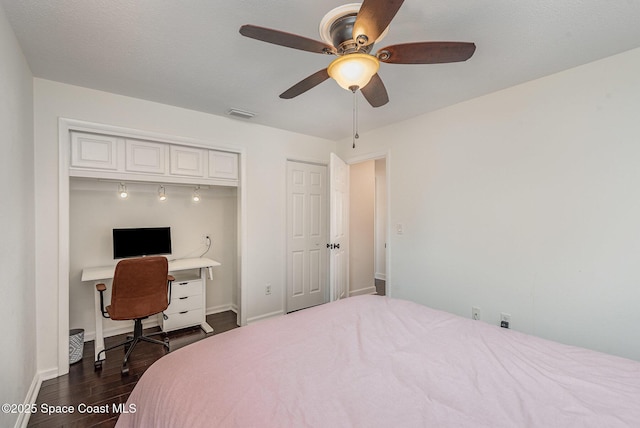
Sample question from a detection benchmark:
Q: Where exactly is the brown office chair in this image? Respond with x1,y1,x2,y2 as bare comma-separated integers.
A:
95,256,175,374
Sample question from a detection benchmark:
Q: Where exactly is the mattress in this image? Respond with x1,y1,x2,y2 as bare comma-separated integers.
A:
116,295,640,427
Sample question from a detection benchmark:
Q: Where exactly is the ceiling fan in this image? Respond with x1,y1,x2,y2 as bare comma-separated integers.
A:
239,0,476,108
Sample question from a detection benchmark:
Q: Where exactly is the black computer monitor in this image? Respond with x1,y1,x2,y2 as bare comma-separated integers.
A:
112,227,172,259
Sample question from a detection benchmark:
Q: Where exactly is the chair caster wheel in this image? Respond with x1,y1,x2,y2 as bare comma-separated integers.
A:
94,360,103,371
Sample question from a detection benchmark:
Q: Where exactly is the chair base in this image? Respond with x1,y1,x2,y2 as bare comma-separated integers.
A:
94,318,169,375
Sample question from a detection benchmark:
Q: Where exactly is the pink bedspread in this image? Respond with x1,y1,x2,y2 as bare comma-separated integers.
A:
116,296,640,427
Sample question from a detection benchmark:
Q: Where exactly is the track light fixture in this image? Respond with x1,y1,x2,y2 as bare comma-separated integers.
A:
192,186,201,202
158,185,167,201
118,183,128,199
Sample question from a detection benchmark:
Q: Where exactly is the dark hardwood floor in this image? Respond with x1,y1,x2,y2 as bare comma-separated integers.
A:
28,311,238,428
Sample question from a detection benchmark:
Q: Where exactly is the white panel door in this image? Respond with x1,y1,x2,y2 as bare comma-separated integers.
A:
329,153,349,301
287,161,328,312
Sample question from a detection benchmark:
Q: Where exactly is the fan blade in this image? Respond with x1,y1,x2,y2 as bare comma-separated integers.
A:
353,0,404,46
377,42,476,64
240,25,336,55
360,73,389,107
280,69,330,99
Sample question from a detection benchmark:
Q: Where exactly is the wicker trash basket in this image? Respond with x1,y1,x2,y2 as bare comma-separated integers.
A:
69,328,84,364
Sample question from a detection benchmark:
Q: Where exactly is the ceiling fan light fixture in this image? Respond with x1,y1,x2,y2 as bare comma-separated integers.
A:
327,53,379,91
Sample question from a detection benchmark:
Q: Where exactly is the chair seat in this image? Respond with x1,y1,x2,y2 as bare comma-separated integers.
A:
106,305,151,321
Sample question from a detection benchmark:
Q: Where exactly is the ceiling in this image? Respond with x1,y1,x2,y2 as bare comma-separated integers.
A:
3,1,640,141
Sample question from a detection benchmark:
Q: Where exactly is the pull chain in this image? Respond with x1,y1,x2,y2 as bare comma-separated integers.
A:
352,87,360,148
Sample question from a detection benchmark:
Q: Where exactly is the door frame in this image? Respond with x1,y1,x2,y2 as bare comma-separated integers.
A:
344,150,392,298
57,118,247,376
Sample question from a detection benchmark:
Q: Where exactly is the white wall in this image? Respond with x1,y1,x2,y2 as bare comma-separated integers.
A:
339,47,640,360
349,160,375,295
0,5,36,428
69,179,237,338
34,79,335,373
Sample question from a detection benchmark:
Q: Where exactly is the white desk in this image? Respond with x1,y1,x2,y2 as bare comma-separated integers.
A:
82,257,221,363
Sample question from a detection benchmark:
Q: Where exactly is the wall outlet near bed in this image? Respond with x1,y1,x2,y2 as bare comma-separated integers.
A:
265,284,272,295
500,312,512,329
472,307,481,320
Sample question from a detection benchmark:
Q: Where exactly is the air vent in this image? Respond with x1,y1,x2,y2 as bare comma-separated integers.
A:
226,108,256,119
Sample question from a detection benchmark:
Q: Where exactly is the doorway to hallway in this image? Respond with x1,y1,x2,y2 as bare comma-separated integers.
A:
349,157,387,297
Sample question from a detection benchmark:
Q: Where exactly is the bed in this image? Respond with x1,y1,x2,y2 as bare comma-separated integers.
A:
116,295,640,427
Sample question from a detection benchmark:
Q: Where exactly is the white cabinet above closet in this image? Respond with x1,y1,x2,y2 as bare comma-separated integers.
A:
209,151,239,180
170,145,205,177
70,132,118,170
125,139,166,174
69,131,238,186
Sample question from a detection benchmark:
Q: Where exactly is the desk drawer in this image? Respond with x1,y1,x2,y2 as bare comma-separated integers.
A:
162,308,203,332
171,279,202,298
166,294,202,314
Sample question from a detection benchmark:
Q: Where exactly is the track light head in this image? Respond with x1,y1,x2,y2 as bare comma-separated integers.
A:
118,183,128,199
158,185,167,201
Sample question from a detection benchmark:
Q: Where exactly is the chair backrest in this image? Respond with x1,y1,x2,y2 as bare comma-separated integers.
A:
109,256,170,320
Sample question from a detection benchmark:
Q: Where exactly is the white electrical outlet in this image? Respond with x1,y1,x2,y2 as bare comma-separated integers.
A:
265,284,272,295
472,306,481,320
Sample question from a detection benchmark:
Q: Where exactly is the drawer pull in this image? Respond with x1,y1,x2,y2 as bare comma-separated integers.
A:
179,296,189,300
179,282,189,285
179,310,189,314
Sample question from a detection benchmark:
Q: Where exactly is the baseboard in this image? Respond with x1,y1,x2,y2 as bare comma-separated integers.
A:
349,286,377,297
14,367,57,428
246,310,284,324
206,304,237,315
39,367,59,381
